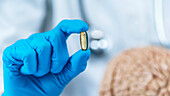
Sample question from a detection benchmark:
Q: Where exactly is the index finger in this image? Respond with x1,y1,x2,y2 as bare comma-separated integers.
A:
56,19,89,38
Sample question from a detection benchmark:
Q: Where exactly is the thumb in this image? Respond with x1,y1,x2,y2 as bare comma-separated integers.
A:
66,49,91,76
55,49,91,88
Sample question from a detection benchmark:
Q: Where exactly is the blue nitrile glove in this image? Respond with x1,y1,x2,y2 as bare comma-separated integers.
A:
2,19,91,96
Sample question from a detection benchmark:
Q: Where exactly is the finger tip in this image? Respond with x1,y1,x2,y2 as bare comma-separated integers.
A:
72,19,89,32
80,20,89,31
78,49,91,60
85,49,91,57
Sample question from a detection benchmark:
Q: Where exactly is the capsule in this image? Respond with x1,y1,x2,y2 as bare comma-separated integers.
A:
80,31,88,51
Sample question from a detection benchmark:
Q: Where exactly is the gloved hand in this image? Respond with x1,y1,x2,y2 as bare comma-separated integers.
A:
2,19,91,96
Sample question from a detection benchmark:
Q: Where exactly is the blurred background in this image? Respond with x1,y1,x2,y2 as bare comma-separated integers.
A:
0,0,170,96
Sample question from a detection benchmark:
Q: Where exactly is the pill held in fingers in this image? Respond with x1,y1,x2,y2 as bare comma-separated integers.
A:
80,31,88,51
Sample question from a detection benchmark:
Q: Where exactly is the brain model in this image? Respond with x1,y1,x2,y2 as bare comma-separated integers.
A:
100,46,170,96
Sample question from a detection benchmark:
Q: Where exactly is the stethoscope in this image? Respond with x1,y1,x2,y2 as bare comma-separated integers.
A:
79,0,169,54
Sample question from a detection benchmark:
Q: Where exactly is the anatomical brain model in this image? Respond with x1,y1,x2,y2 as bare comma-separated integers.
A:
100,46,170,96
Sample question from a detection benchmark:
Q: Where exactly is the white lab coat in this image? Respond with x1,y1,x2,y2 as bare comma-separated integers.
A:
0,0,170,96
